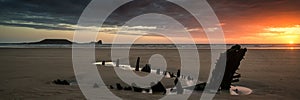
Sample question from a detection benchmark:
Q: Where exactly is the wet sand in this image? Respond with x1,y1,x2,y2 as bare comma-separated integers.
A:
0,48,299,100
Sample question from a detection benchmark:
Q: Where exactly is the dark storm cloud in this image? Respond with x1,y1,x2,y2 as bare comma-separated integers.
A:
0,0,200,30
0,0,91,30
104,0,199,28
208,0,300,21
0,0,300,31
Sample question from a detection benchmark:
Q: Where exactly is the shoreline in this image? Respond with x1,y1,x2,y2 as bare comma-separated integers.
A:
0,48,299,99
0,47,299,50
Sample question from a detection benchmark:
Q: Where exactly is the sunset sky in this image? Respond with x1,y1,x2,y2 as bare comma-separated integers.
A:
0,0,299,44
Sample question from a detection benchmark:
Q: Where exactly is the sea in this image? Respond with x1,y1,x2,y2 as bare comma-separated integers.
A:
0,44,299,49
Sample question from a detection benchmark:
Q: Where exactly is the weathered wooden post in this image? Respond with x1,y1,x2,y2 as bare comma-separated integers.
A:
116,59,119,67
102,61,105,65
156,69,160,75
135,57,140,71
176,80,183,94
176,69,180,78
141,64,151,73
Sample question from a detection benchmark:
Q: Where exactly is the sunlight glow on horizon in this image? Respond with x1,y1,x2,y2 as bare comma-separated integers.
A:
289,41,294,44
1,24,300,44
259,25,300,44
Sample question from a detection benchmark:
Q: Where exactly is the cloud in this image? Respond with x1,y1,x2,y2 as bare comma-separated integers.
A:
265,25,300,35
103,0,201,28
0,0,300,39
0,0,91,30
259,25,300,40
0,0,202,31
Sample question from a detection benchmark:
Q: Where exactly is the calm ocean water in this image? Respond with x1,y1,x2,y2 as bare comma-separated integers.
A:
0,44,299,49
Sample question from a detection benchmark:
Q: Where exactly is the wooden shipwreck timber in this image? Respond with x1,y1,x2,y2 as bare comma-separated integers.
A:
96,44,247,94
207,44,247,90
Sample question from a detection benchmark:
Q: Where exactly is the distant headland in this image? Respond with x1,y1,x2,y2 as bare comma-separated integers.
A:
27,39,102,44
29,39,73,44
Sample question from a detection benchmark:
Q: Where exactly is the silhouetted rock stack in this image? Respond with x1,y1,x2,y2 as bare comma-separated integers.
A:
151,82,166,94
135,57,140,71
30,39,72,44
96,40,102,44
209,44,247,90
141,64,151,73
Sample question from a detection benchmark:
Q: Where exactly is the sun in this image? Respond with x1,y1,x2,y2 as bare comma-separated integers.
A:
289,41,294,44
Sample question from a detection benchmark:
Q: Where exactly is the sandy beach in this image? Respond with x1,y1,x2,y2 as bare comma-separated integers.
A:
0,48,299,100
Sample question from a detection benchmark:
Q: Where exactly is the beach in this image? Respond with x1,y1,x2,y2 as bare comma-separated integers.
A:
0,48,299,100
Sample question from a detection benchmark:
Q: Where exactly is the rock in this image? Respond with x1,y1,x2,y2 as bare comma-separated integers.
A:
61,80,69,85
109,85,114,89
116,83,123,90
96,40,102,44
124,86,132,91
144,89,150,92
194,82,206,91
30,39,72,44
165,72,171,78
132,83,143,92
53,79,69,85
150,82,166,94
141,64,151,73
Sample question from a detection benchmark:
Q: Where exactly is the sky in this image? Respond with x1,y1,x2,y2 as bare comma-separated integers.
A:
0,0,299,44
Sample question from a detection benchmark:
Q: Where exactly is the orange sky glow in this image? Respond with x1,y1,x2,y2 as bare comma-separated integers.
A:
0,0,299,44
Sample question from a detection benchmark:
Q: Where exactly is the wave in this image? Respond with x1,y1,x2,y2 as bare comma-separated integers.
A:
0,44,299,49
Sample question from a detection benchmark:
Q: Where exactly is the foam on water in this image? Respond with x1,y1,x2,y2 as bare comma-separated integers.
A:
229,86,253,95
